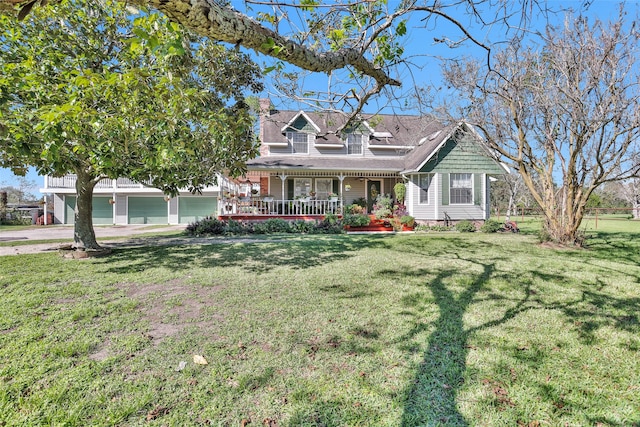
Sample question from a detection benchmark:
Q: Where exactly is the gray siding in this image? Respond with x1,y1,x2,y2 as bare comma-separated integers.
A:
408,174,437,220
268,128,406,159
437,173,487,220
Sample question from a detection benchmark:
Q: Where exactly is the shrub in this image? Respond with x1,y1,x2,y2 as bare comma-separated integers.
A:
455,220,476,233
373,194,393,219
342,213,371,227
261,218,292,233
480,219,502,233
352,197,367,209
313,216,344,234
225,219,246,235
291,220,314,233
345,204,365,215
185,216,226,236
393,204,408,218
323,213,339,225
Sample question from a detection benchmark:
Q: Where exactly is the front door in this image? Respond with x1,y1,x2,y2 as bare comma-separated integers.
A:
367,180,381,213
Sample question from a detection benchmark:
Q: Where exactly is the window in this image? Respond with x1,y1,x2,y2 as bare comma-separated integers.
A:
287,131,309,154
294,178,312,198
450,173,473,204
315,178,332,199
419,174,433,204
347,134,363,155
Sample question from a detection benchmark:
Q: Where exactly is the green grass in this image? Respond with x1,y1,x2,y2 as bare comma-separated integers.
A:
1,229,639,426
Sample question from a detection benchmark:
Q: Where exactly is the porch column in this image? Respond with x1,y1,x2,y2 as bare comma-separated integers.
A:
337,174,345,199
278,173,287,214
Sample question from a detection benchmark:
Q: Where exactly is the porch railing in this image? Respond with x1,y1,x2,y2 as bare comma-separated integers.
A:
220,198,342,216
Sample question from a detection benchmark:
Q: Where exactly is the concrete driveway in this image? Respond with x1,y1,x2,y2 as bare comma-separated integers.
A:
0,224,186,256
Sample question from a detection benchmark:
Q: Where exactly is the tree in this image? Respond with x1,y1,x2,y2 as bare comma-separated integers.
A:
616,178,640,219
0,0,545,126
0,0,263,250
490,173,535,219
444,11,640,244
0,177,39,204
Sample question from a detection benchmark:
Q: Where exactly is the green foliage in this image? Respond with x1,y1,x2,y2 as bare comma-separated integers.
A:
480,219,502,233
455,220,476,233
253,218,292,234
342,213,371,227
0,0,263,247
185,216,226,236
184,217,344,236
415,224,454,232
344,203,365,214
373,194,393,219
352,197,367,209
400,215,415,227
393,182,406,204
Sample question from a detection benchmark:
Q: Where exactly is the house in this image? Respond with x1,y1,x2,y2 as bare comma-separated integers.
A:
40,99,506,225
239,99,507,223
39,175,236,225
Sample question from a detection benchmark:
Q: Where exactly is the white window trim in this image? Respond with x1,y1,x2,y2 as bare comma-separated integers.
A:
346,133,364,156
293,178,312,198
450,173,474,205
419,174,433,205
287,131,309,154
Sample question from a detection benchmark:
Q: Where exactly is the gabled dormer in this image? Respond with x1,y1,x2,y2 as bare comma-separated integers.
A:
341,120,373,155
276,111,319,154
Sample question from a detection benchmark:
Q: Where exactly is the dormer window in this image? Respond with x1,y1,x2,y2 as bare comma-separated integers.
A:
347,134,363,155
287,131,309,154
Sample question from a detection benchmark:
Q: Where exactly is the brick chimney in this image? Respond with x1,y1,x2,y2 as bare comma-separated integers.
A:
258,98,271,157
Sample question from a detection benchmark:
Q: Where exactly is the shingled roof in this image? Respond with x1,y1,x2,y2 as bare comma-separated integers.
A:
249,108,487,173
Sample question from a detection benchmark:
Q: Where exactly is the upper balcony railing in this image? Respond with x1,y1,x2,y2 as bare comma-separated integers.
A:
45,175,153,190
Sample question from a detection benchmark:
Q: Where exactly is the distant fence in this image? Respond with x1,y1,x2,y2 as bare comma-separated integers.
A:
494,207,639,229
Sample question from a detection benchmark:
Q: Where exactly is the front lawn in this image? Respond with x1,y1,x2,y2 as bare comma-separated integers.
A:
1,230,639,426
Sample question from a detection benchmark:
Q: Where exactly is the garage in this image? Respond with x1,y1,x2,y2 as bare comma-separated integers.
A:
127,196,167,224
64,196,114,225
178,196,217,224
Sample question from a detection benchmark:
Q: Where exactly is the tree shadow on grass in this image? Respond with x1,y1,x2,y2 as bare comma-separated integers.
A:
391,258,640,425
387,262,496,426
93,234,392,275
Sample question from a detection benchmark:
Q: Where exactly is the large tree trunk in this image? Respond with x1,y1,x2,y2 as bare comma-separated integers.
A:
74,170,101,250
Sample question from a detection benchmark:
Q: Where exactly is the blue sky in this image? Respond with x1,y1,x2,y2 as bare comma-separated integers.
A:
1,0,636,197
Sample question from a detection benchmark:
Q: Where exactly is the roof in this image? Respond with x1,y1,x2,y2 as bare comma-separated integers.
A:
246,156,406,172
262,109,445,148
253,108,504,174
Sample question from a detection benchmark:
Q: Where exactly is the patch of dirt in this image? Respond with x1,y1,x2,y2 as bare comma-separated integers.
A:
117,278,226,346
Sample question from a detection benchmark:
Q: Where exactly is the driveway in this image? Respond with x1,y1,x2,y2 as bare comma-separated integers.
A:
0,224,186,256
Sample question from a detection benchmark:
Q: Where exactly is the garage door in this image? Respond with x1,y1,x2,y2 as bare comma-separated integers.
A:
64,196,113,225
92,197,113,224
178,196,217,224
127,197,167,224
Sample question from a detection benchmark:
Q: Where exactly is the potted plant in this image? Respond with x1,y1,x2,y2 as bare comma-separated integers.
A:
345,184,351,192
394,182,406,205
328,192,338,201
400,215,415,230
263,195,274,202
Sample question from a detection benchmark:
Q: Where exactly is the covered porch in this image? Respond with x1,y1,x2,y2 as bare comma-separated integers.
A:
219,170,403,218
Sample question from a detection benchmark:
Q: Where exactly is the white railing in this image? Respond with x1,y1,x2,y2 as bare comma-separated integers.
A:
220,198,342,216
46,175,153,189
